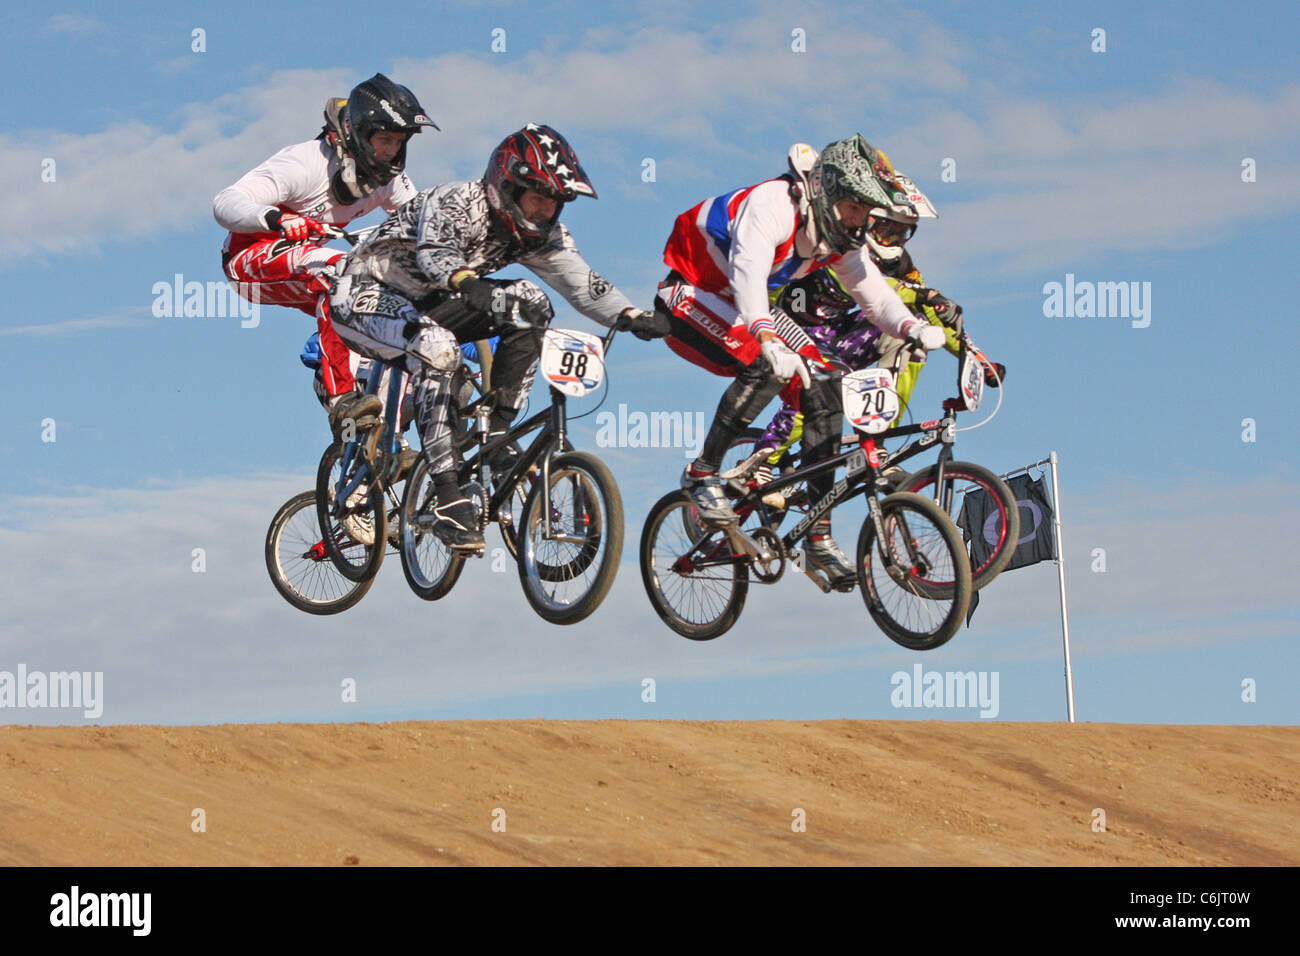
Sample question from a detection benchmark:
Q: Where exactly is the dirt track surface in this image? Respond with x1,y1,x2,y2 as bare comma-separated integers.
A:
1,720,1296,866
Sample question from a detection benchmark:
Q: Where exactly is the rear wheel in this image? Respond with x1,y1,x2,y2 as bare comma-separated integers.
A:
315,442,386,582
856,491,971,650
398,455,465,600
640,490,748,641
265,491,372,614
900,460,1020,590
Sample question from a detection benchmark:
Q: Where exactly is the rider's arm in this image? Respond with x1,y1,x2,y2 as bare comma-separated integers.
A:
728,182,797,340
212,145,314,233
833,247,926,341
380,171,419,213
520,224,636,327
412,184,478,289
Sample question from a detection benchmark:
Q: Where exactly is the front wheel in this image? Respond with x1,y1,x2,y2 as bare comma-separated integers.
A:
640,490,748,641
899,460,1020,590
857,491,971,650
517,451,623,625
265,491,373,614
398,455,466,600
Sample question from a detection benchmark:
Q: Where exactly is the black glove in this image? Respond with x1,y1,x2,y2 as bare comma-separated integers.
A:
927,292,963,329
456,276,499,314
458,277,548,327
984,361,1007,388
619,309,671,341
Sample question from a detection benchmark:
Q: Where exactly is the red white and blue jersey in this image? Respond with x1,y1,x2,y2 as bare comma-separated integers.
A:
663,178,919,342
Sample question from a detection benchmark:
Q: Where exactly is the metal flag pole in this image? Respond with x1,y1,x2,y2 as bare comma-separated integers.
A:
1049,451,1076,722
1000,453,1076,723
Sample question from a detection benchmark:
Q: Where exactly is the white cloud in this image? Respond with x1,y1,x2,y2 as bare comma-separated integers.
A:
1,307,152,336
45,14,105,34
0,470,1294,724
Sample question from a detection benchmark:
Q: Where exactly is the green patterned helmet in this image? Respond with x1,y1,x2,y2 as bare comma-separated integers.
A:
809,134,905,255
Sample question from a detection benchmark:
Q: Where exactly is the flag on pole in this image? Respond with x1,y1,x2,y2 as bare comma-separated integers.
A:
958,472,1057,573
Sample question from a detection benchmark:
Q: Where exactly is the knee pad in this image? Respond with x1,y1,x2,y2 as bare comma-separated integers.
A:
409,325,460,375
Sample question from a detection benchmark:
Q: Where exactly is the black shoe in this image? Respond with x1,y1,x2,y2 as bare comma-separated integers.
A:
329,391,382,436
426,498,484,553
485,432,523,478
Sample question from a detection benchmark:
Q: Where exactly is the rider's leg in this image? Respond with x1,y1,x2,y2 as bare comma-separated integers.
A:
225,237,366,419
427,279,554,474
795,369,855,586
330,277,483,551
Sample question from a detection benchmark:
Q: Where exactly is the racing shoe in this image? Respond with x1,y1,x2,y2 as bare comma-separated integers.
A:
426,498,485,554
485,432,523,480
805,534,857,591
328,391,382,437
681,466,739,526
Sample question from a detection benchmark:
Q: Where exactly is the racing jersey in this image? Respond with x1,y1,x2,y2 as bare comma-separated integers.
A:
212,138,418,257
662,178,920,341
341,180,634,326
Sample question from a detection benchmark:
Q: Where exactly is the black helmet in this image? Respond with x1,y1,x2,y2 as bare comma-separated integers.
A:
336,74,436,194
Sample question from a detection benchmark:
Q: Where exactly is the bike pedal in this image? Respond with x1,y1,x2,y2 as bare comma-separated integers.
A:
791,551,834,594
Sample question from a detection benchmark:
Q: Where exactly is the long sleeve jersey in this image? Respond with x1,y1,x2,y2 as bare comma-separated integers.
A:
212,138,418,255
662,178,920,341
341,180,634,326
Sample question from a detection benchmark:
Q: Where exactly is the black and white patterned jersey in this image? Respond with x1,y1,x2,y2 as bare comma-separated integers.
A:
342,179,634,326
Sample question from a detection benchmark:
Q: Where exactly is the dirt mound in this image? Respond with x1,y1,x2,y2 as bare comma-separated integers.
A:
1,720,1295,865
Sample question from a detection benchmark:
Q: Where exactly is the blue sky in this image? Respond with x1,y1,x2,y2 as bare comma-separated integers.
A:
1,0,1297,726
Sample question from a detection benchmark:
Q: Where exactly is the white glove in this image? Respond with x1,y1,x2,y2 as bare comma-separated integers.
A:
904,321,947,352
760,338,812,388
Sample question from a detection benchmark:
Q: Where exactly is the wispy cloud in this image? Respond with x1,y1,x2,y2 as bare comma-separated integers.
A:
0,471,1293,724
45,14,105,34
1,308,152,336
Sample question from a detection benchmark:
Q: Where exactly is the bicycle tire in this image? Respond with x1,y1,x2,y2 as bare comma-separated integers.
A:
397,455,466,600
265,491,373,614
856,491,971,650
315,442,387,582
517,451,623,625
899,460,1020,590
640,490,748,641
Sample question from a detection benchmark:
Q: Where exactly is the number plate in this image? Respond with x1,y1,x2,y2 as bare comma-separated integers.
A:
841,368,899,435
540,329,605,397
960,349,984,412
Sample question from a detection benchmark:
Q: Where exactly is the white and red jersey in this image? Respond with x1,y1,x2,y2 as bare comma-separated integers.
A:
662,178,920,341
212,139,418,257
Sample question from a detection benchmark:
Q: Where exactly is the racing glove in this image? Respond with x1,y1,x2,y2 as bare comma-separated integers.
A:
760,337,812,389
926,291,963,329
619,309,672,341
457,276,548,327
266,210,329,242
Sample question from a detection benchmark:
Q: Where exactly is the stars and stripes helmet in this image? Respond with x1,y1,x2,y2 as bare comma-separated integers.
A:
483,124,597,251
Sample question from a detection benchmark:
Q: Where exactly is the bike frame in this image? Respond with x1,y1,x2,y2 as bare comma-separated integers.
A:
456,324,619,542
